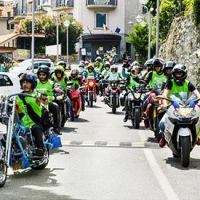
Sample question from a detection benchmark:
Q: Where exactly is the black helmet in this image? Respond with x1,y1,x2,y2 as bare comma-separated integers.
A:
37,65,50,78
163,61,176,76
153,58,165,74
19,73,37,90
172,64,187,85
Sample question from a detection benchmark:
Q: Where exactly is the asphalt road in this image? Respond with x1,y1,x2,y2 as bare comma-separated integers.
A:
2,95,200,200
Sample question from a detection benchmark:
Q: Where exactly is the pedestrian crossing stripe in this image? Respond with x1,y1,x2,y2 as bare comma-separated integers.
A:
61,140,145,148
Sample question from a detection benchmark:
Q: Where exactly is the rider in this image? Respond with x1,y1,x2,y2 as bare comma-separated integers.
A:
99,61,111,96
16,73,45,156
51,65,72,120
158,64,200,147
157,61,176,124
36,65,62,135
83,63,99,96
143,58,166,128
95,56,104,73
123,64,141,122
68,69,85,111
104,64,123,103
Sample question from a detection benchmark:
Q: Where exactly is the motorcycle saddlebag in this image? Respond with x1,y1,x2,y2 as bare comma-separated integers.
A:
50,134,62,148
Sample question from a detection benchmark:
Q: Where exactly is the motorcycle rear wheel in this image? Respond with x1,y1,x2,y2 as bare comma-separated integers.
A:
181,136,190,168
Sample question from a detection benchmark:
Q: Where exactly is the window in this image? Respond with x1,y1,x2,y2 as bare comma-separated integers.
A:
96,13,106,28
0,75,13,87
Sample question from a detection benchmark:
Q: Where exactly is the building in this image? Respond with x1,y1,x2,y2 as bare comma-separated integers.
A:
0,0,140,62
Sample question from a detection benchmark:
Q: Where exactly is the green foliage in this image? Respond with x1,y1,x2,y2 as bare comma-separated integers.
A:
127,0,195,62
19,15,83,55
193,0,200,25
126,23,149,62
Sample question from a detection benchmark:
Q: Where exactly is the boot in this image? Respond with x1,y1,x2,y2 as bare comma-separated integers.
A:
123,114,129,122
143,117,149,128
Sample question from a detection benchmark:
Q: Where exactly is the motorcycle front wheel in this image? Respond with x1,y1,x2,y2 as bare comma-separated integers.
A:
181,136,190,168
89,93,93,107
134,108,140,129
0,145,7,187
112,96,117,114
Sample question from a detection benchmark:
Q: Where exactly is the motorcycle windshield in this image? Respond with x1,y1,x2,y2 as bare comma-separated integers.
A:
169,92,189,104
152,78,165,94
108,74,119,81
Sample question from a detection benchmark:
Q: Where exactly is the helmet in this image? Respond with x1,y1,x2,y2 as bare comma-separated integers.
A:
85,60,89,65
131,65,139,73
110,64,118,73
163,61,176,76
104,61,110,69
131,61,139,67
144,58,154,72
71,69,79,79
88,63,94,71
37,65,50,78
19,73,37,90
153,58,165,74
55,65,64,76
95,56,102,62
172,64,187,85
79,63,85,68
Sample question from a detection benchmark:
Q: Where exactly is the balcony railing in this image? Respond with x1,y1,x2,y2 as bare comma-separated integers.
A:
41,0,52,7
13,6,27,20
86,0,117,6
51,0,74,11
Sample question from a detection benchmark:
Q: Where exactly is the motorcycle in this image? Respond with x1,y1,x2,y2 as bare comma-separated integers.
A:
98,74,109,97
85,76,97,107
144,79,164,141
157,94,200,168
68,82,85,120
0,93,61,187
127,85,149,129
105,79,125,114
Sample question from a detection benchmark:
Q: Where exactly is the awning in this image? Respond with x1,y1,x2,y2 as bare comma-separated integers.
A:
0,33,19,46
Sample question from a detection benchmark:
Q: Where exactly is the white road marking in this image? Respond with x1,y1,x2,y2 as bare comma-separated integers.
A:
139,133,179,200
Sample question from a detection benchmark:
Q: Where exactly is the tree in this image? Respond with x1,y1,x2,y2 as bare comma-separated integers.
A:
19,15,83,56
126,23,149,62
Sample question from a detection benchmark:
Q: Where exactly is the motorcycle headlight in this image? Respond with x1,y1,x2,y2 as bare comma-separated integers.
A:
89,82,94,87
174,108,196,118
134,93,141,99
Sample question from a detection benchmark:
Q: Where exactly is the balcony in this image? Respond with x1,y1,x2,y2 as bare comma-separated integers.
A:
52,0,74,12
34,5,48,16
41,0,52,8
86,0,117,10
13,6,27,20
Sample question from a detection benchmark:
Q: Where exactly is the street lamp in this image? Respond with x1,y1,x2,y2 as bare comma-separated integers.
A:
64,19,70,65
31,0,35,72
156,0,160,57
135,1,153,59
56,11,68,62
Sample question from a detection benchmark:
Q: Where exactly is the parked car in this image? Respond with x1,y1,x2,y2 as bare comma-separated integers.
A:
9,59,55,76
56,60,71,70
0,72,22,95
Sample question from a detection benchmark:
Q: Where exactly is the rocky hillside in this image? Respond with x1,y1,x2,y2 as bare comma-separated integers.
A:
159,11,200,85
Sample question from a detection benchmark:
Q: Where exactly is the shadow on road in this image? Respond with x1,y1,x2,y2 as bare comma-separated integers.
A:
165,156,200,170
4,168,83,200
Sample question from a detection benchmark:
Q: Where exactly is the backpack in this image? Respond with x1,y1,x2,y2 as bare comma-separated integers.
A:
19,96,52,130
